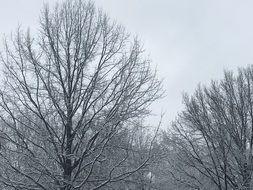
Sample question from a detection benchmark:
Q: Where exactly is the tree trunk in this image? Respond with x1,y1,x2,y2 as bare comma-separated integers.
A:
62,121,73,190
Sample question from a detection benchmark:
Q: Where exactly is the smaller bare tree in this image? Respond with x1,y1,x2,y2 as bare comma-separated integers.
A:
166,66,253,190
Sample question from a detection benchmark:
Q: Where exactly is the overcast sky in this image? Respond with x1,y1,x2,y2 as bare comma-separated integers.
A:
1,0,253,127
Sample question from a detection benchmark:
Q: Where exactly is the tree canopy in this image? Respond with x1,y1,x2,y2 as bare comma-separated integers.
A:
0,0,162,189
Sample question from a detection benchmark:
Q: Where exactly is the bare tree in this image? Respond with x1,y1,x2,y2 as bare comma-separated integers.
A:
0,0,162,189
166,66,253,190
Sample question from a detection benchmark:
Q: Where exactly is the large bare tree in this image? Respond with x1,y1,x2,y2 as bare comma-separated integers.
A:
0,0,162,189
167,66,253,190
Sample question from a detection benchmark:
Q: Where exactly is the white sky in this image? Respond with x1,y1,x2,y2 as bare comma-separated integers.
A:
1,0,253,127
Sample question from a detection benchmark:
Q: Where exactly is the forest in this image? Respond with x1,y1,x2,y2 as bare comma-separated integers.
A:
0,0,252,190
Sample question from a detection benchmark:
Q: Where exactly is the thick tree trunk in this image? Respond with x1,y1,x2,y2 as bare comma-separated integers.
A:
62,121,73,190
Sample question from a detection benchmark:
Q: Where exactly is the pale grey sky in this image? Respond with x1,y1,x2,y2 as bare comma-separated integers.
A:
1,0,253,126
